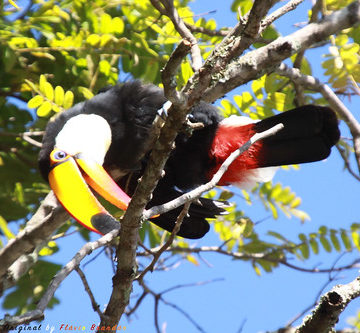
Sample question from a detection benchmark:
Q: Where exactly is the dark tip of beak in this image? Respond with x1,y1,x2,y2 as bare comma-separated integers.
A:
91,213,120,234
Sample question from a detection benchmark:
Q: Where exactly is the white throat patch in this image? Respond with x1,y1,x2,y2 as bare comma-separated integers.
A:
220,115,258,127
55,114,112,164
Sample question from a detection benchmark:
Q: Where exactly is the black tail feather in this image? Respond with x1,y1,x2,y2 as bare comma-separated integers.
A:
149,197,230,239
253,105,340,167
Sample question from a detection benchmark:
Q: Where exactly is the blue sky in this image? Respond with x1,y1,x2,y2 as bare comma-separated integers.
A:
2,0,360,332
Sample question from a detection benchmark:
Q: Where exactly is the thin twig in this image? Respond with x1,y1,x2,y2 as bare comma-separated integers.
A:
150,0,202,71
161,39,191,105
185,23,229,37
136,202,191,281
138,279,208,333
126,290,148,317
336,144,360,182
137,245,360,275
160,278,224,295
75,267,104,320
260,0,305,32
22,134,42,147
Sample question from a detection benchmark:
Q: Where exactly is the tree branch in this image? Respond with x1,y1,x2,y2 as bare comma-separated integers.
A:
186,0,277,101
296,276,360,333
260,0,305,32
150,0,202,71
0,192,68,294
161,39,191,104
75,267,104,320
185,23,229,37
199,1,360,103
0,230,119,329
136,202,191,281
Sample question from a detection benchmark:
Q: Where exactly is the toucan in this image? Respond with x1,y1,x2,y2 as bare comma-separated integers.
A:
38,80,340,239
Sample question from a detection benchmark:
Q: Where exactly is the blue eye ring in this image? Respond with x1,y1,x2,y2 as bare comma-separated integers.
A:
54,150,67,160
50,149,69,164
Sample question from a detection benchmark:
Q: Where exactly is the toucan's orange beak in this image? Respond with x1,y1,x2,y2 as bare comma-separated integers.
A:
48,148,131,234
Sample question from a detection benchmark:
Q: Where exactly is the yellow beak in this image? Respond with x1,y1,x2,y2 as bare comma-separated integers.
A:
48,149,131,234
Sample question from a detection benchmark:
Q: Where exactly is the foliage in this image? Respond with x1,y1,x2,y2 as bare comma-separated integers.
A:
3,260,61,315
0,0,360,330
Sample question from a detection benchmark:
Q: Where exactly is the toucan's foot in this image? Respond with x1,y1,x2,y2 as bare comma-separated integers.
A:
186,114,205,130
157,101,172,120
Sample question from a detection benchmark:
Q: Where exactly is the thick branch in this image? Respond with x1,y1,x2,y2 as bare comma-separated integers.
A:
0,192,68,294
296,277,360,333
0,230,118,328
189,0,277,99
200,1,360,103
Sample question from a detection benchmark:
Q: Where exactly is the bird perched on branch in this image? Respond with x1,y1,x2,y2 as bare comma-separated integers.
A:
38,81,340,239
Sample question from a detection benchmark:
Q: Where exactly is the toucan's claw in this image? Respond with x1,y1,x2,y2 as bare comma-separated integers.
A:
157,100,172,120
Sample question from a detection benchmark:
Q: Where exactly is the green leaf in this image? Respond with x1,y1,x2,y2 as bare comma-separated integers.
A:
268,230,288,243
351,231,360,251
14,182,25,205
148,224,161,248
320,236,332,253
0,215,15,239
28,95,44,109
63,91,74,109
38,240,59,256
3,260,61,313
39,74,48,94
298,233,310,259
219,190,234,201
44,82,54,101
252,262,261,276
341,229,352,251
112,17,125,34
309,237,319,254
54,86,65,106
330,230,341,252
78,87,94,100
268,201,278,219
186,254,199,266
4,47,17,72
37,101,52,117
100,13,112,34
87,34,101,46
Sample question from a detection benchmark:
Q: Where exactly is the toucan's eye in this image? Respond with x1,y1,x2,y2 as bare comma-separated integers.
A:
50,149,68,164
54,150,67,160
